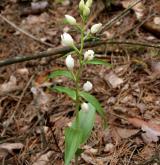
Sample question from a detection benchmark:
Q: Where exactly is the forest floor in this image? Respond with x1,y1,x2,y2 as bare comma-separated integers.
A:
0,0,160,164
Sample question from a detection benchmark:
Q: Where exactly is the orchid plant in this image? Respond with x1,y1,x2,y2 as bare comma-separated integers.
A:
49,0,110,164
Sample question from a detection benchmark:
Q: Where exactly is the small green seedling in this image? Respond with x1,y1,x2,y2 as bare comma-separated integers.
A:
49,0,110,164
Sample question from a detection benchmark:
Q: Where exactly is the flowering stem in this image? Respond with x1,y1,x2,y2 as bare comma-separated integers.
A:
73,45,80,54
74,22,85,129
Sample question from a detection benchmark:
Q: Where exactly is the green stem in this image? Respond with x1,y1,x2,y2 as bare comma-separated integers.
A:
74,22,85,129
73,45,80,54
75,154,78,165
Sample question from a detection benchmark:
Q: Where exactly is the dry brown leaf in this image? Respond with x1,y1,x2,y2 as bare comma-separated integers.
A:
0,148,8,159
31,1,49,11
151,61,160,75
115,127,139,139
0,143,24,153
110,126,122,144
32,151,54,165
104,71,123,88
16,68,29,75
0,75,17,93
25,13,49,25
83,145,98,155
81,153,108,165
81,153,96,165
31,87,51,112
128,118,160,142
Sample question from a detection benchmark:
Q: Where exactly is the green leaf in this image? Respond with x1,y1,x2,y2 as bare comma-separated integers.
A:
79,91,105,118
53,86,76,100
72,103,96,144
65,128,82,165
48,70,74,80
86,59,111,67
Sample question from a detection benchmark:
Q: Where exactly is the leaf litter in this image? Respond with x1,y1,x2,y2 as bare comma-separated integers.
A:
0,0,160,164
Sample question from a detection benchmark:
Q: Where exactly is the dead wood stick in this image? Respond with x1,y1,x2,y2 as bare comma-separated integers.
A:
0,40,160,67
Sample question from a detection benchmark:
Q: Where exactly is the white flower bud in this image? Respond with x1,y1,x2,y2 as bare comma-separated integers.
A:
83,81,93,92
61,32,74,47
65,15,77,25
86,0,92,8
65,55,74,70
84,50,94,61
79,0,85,12
91,23,102,34
81,102,89,112
83,5,90,17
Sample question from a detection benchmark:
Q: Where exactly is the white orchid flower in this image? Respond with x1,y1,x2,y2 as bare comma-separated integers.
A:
83,81,93,92
61,32,74,47
86,0,93,8
84,50,94,61
65,15,77,25
81,102,89,112
83,5,90,17
65,55,74,70
91,23,102,34
79,0,85,12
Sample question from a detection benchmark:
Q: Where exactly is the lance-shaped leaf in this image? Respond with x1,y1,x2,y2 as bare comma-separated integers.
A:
65,128,82,165
53,86,76,100
71,103,96,144
79,91,105,117
86,58,111,67
48,70,74,80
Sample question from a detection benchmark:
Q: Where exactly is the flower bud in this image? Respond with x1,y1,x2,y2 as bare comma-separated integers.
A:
84,50,94,61
81,102,89,112
79,0,85,12
83,5,90,17
86,0,93,8
83,81,93,92
91,23,102,34
61,32,74,47
65,55,74,70
65,15,77,25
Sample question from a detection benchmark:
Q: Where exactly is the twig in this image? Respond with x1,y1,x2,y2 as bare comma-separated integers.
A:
0,14,54,48
1,75,34,136
125,11,155,38
0,39,160,67
100,0,141,32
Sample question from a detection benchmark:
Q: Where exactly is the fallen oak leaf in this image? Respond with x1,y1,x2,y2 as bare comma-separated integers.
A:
128,118,160,142
115,127,139,139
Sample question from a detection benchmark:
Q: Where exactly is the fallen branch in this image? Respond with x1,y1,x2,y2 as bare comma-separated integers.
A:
0,40,160,67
